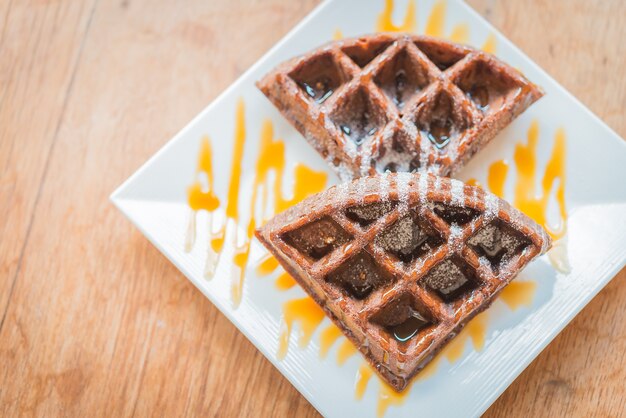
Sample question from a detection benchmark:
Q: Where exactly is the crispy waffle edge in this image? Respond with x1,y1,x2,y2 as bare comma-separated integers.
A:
256,33,544,181
255,173,552,392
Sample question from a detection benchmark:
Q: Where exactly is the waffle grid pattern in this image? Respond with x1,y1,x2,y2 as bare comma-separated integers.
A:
257,34,543,180
257,174,550,390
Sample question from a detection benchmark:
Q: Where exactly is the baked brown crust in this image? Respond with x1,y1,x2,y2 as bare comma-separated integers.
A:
257,33,543,180
255,173,551,391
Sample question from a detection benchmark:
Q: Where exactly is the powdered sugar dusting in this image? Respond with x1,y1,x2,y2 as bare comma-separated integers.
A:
419,143,430,172
327,155,354,183
379,171,391,201
359,145,373,177
425,163,441,175
484,192,499,219
423,259,469,295
418,174,428,207
434,176,442,193
470,220,477,234
448,224,463,253
353,178,367,204
478,256,491,271
508,209,527,235
377,216,414,253
376,147,413,172
395,173,411,208
346,201,393,225
447,136,459,162
450,179,465,207
375,129,414,173
334,181,351,203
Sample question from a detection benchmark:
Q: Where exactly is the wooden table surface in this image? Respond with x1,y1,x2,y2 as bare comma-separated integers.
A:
1,0,625,416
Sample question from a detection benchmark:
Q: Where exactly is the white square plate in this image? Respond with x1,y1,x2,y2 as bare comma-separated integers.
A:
111,0,626,417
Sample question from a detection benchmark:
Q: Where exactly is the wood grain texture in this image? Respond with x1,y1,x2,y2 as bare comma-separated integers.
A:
0,1,624,417
0,0,98,334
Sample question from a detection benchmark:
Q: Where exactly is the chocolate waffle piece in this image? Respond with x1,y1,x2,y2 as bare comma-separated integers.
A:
257,34,543,180
255,173,551,391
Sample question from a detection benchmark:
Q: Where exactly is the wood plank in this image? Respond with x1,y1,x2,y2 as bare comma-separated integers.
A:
0,0,98,326
0,0,623,417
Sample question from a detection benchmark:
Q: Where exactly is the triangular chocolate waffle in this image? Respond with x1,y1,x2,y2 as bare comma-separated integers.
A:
257,34,543,180
255,173,551,391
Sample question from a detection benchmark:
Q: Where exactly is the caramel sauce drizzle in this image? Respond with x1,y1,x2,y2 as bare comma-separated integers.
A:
487,159,509,198
186,137,220,252
352,310,489,418
256,254,279,276
354,363,373,400
500,281,537,310
278,297,326,360
187,138,220,213
234,114,328,305
376,0,416,32
474,121,569,273
275,272,297,291
186,100,326,307
186,136,227,277
375,379,412,418
337,339,358,365
481,33,497,54
225,100,247,222
228,100,249,306
333,29,343,40
255,256,358,365
513,121,567,240
375,0,495,57
548,238,571,274
256,254,297,290
319,325,343,358
255,256,343,361
260,257,535,417
465,177,481,188
449,23,469,43
424,0,446,37
186,100,246,281
231,119,278,306
440,311,488,363
242,120,326,352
